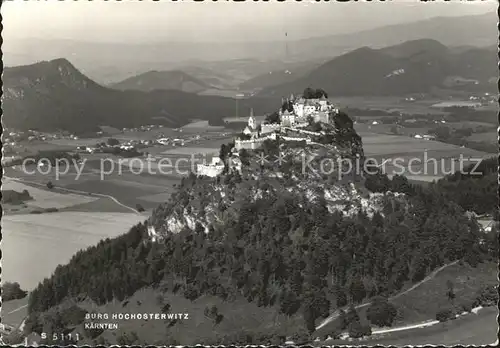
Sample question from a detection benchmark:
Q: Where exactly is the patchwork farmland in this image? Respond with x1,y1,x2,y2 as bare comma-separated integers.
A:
358,132,491,182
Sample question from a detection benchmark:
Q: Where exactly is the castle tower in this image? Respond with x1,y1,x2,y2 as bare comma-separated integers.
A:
248,113,256,129
250,108,254,118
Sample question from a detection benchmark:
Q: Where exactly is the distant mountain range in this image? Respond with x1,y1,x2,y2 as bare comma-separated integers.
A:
257,39,497,97
3,37,496,133
3,12,495,84
111,70,215,94
109,59,328,94
237,60,326,91
2,59,277,133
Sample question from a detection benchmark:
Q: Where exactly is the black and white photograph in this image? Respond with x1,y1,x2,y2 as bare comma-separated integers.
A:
0,0,498,346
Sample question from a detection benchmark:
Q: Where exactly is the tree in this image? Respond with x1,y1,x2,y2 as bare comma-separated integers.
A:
1,282,28,301
107,138,120,146
303,87,316,99
390,175,412,194
429,126,451,141
311,122,322,132
446,280,456,304
303,87,327,99
473,285,498,307
345,305,360,327
291,324,311,344
436,307,455,322
195,222,205,234
349,277,366,303
136,204,145,212
239,149,251,166
348,320,372,338
366,296,397,327
219,144,229,164
116,331,139,345
265,111,280,124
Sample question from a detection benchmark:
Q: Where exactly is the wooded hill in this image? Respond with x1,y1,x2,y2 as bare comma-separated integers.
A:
24,111,498,345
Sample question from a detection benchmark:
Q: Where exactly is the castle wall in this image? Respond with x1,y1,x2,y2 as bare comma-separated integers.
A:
281,136,312,143
196,164,224,177
261,124,281,134
234,133,276,150
293,122,309,128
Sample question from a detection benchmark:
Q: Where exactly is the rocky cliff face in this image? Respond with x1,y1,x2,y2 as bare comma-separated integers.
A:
147,110,405,241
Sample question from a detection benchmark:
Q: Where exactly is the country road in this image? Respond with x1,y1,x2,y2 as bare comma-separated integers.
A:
315,260,460,331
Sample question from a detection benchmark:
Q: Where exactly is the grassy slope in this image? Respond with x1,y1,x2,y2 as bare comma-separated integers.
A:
317,306,497,346
315,261,497,341
1,297,29,328
390,261,497,325
70,287,305,345
40,262,497,345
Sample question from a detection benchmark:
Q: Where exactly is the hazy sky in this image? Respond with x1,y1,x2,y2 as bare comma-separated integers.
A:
2,0,496,43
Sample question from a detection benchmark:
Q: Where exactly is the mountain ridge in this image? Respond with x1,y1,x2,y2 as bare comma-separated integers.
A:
3,12,495,83
257,39,496,96
111,70,215,93
2,58,279,133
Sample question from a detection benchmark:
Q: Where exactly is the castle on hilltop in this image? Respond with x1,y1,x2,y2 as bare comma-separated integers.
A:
196,90,339,177
234,91,338,150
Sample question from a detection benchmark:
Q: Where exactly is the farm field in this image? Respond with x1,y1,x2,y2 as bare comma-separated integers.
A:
467,130,498,142
198,88,242,97
358,132,491,179
99,125,122,135
47,137,111,147
63,178,167,211
355,121,497,138
1,297,29,329
3,140,76,158
318,307,497,346
57,197,135,214
224,115,267,123
1,212,145,290
181,120,225,130
161,147,220,156
335,96,448,115
4,155,184,212
359,133,486,156
2,177,98,210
